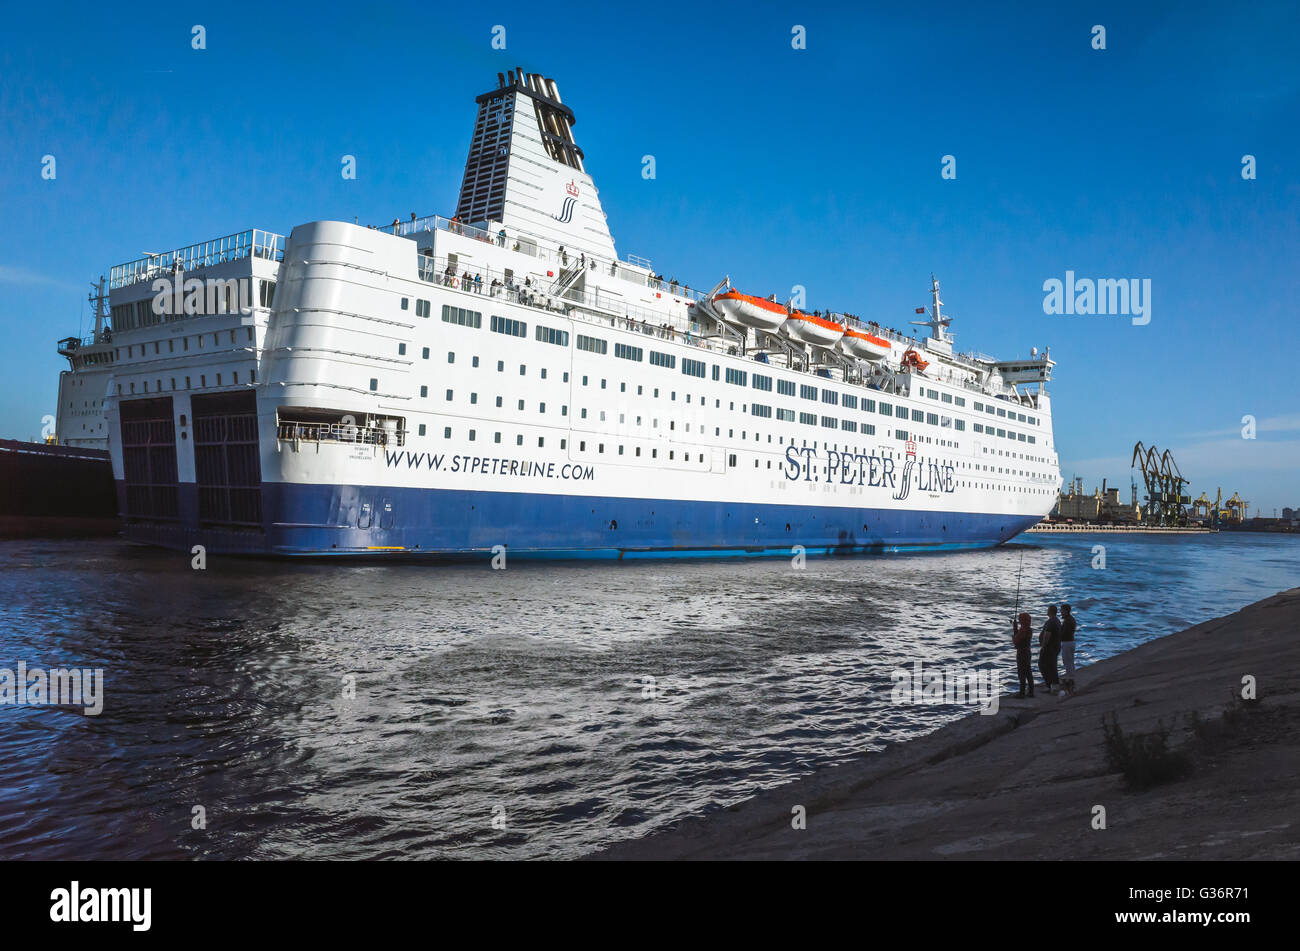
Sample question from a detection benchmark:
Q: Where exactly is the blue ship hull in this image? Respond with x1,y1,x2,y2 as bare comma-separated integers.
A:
116,480,1041,560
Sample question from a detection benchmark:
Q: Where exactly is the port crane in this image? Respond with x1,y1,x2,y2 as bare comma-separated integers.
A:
1131,442,1191,526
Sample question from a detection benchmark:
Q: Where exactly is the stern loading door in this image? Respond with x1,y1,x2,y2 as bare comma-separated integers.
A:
191,391,264,528
120,397,179,521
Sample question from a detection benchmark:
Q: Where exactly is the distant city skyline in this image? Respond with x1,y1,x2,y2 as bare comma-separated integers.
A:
1,0,1297,510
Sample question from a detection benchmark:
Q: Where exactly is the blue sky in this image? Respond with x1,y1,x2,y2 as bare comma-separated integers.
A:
2,0,1297,512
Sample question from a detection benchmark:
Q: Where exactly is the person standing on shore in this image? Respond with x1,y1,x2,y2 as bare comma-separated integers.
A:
1013,611,1034,698
1038,605,1062,694
1060,604,1077,695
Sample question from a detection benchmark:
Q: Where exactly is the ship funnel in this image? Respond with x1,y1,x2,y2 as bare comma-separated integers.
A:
456,69,615,258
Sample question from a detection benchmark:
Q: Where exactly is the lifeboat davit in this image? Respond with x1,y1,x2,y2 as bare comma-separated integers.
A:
901,348,930,373
839,327,892,361
783,311,844,348
713,290,788,332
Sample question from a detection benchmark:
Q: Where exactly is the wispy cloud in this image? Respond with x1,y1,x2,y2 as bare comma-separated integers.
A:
1181,414,1300,441
0,265,83,293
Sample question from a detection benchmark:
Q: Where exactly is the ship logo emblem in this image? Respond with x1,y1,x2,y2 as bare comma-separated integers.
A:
554,180,579,223
894,442,918,501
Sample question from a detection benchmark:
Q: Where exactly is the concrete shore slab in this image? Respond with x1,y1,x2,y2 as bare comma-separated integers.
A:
593,587,1300,860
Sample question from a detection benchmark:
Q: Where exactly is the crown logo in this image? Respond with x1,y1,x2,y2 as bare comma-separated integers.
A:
565,180,579,198
906,440,917,458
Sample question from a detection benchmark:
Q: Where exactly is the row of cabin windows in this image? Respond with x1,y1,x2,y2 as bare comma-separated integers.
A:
972,422,1037,444
972,399,1038,426
117,368,253,394
117,327,255,360
416,316,1046,440
416,351,1035,451
422,354,997,443
418,294,1047,430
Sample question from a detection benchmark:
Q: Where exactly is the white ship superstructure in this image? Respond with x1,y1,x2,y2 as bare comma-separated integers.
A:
72,68,1060,557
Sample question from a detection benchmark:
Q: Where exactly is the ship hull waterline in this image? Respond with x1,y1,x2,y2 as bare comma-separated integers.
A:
115,480,1042,559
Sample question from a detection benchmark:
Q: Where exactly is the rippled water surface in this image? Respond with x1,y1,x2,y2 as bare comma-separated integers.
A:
2,532,1297,859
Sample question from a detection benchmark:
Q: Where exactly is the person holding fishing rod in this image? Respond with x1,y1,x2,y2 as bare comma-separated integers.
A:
1011,554,1034,698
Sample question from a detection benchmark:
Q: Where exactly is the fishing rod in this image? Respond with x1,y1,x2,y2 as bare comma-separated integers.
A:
1013,550,1024,629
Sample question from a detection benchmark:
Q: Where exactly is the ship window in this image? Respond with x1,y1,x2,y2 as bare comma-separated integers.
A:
538,437,545,447
446,389,453,400
470,393,478,404
518,400,525,410
418,424,426,436
490,315,526,337
496,396,503,407
369,378,377,391
539,403,545,413
494,433,501,443
576,334,608,354
445,427,451,438
398,343,407,356
401,297,409,310
469,430,476,440
440,303,478,326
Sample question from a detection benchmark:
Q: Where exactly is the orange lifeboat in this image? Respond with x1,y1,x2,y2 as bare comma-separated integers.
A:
783,311,845,348
713,290,788,332
839,327,892,361
901,348,929,373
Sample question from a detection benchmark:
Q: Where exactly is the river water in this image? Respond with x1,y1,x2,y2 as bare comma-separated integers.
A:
1,532,1296,859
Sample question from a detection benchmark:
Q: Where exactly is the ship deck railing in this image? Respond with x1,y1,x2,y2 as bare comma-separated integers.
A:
110,229,286,290
276,421,404,447
394,214,718,300
415,253,1041,407
396,214,1030,383
418,254,721,347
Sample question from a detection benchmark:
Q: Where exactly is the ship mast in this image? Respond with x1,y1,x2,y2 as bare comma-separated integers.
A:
89,275,107,342
910,273,952,343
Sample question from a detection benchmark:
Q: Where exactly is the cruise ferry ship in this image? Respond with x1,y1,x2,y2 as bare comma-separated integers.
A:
72,68,1061,558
